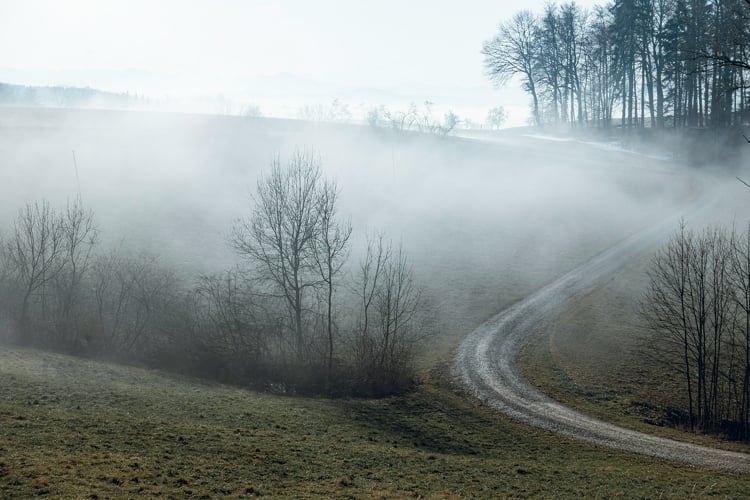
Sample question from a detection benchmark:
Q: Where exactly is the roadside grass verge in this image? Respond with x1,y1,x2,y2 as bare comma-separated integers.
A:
1,345,749,498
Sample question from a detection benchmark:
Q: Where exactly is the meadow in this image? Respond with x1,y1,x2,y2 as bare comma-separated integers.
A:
2,346,749,498
1,107,747,496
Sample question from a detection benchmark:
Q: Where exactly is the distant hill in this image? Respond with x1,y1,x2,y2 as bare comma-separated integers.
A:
0,81,146,109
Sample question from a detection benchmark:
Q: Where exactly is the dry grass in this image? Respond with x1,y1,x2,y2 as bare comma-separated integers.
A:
1,108,747,497
517,198,750,454
1,346,749,498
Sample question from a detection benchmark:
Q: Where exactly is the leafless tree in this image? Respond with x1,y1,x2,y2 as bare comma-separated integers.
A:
352,234,422,394
231,151,323,362
312,179,351,385
643,223,743,434
438,110,459,136
298,99,352,123
91,248,130,351
3,201,66,342
355,233,390,348
643,222,698,429
367,102,457,136
192,268,274,379
52,197,98,350
486,106,508,129
483,10,542,125
90,250,177,357
384,103,419,132
241,104,263,118
731,224,750,438
0,198,97,349
366,105,388,128
0,231,11,341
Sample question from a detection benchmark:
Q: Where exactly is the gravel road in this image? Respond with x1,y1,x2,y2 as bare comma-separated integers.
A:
452,211,750,473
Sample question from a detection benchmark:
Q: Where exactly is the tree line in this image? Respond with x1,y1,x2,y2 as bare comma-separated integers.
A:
0,82,146,109
0,152,427,396
366,101,459,135
484,0,750,129
643,221,750,439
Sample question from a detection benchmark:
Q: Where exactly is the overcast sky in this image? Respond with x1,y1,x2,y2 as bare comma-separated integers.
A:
0,0,607,123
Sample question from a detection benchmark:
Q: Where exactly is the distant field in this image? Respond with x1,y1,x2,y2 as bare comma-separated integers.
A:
2,107,747,496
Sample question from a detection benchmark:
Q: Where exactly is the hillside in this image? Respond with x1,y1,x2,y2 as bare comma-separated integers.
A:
1,107,748,496
1,345,748,498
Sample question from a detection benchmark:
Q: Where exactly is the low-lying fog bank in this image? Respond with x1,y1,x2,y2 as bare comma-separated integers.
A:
0,107,739,353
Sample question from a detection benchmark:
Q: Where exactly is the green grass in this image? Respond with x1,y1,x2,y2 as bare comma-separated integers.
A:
1,346,749,498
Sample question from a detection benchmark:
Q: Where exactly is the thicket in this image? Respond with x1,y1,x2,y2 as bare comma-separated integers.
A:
643,221,750,439
485,1,750,131
0,152,427,397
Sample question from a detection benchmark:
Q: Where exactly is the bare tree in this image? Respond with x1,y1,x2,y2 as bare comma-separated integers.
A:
313,179,351,385
3,201,66,342
439,110,459,136
53,197,98,349
0,231,10,341
231,151,323,362
643,223,742,434
366,105,388,128
486,106,508,129
241,104,263,118
376,243,420,376
731,223,750,438
384,103,419,132
353,234,422,394
483,10,542,125
90,250,177,357
0,198,98,350
355,232,390,348
298,99,352,123
192,267,275,380
91,248,130,351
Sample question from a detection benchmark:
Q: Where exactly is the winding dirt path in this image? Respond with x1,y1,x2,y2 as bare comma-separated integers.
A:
452,213,750,473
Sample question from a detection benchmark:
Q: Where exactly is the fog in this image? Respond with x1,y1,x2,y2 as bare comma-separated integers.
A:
0,107,742,351
1,0,606,127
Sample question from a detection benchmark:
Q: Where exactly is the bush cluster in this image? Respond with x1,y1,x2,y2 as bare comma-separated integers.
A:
0,153,428,397
643,221,750,439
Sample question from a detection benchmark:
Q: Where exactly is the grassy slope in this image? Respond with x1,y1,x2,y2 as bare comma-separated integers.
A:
518,193,750,455
2,108,748,496
1,346,749,498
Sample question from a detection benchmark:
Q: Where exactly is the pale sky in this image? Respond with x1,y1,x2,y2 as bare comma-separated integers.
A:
0,0,607,123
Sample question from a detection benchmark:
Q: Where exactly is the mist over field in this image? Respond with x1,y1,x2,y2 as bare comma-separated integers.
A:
8,0,750,495
0,107,724,348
